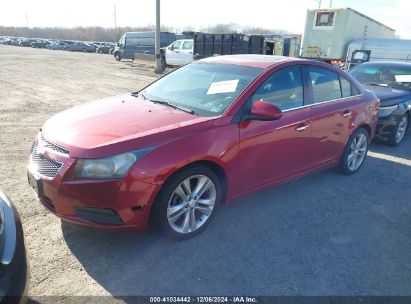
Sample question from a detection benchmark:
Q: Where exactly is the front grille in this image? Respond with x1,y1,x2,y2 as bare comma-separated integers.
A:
40,133,69,156
30,146,63,179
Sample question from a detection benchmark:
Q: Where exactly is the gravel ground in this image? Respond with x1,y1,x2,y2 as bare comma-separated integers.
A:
0,45,410,299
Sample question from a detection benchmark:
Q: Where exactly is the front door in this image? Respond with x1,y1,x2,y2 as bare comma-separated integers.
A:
166,40,183,65
238,65,312,193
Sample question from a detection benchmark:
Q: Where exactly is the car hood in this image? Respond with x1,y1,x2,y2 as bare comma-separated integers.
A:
42,93,215,158
362,84,411,107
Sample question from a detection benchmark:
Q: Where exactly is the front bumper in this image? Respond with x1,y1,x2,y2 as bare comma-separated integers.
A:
0,192,29,304
27,132,164,231
374,112,407,142
28,168,161,231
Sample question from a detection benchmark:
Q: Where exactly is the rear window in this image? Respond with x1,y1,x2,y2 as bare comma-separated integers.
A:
315,12,335,27
308,67,341,103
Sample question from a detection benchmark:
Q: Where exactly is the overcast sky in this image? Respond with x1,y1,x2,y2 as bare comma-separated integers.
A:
1,0,411,38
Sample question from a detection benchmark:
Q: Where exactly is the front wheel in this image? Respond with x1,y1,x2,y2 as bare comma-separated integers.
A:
338,128,369,175
114,52,121,61
388,114,408,146
152,166,222,239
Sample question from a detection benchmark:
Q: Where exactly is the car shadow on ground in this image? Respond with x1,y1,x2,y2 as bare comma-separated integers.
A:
369,135,411,160
61,136,411,298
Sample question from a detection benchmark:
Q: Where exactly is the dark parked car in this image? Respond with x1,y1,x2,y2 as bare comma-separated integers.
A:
113,31,176,61
4,38,18,45
349,61,411,146
19,39,37,47
0,190,29,303
48,42,69,50
30,39,52,48
28,55,379,239
96,43,115,54
0,37,11,45
67,42,96,52
11,39,22,46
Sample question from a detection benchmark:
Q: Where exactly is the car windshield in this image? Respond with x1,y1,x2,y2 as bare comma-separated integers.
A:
140,62,263,117
349,63,411,90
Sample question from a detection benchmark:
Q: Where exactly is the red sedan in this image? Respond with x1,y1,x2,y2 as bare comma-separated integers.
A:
28,55,379,238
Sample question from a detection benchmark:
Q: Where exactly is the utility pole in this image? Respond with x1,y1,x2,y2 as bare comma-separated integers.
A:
329,0,332,8
155,0,162,73
316,0,321,8
25,11,29,28
113,4,117,29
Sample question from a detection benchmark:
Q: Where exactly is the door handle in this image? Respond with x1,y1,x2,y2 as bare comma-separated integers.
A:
342,110,352,118
296,123,310,132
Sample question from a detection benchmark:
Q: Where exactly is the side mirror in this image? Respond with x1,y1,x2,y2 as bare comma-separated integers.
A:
246,101,282,121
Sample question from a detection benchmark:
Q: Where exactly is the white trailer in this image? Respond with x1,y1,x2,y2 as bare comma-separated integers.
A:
300,8,395,62
346,38,411,69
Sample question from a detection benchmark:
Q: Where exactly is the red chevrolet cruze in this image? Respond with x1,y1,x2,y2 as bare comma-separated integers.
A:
28,55,379,238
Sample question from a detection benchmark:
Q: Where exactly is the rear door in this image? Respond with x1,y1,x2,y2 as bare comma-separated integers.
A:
304,65,360,167
238,65,312,193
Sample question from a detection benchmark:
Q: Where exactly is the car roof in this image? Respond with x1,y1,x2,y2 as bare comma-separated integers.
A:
200,54,303,69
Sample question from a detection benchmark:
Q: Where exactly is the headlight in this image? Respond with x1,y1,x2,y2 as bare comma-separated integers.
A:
74,147,155,179
378,105,398,117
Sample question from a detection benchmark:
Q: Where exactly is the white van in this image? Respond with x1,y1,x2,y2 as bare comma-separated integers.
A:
165,39,194,66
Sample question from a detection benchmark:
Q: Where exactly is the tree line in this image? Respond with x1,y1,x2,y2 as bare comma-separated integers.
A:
0,24,299,42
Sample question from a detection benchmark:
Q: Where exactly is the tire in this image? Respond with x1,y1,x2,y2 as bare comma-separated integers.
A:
151,166,222,239
98,50,103,54
82,48,86,52
114,52,121,61
338,128,369,175
387,113,409,146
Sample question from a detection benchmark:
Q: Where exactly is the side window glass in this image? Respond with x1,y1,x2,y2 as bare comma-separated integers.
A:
182,41,193,50
340,77,352,97
309,67,341,103
251,66,304,111
172,41,182,50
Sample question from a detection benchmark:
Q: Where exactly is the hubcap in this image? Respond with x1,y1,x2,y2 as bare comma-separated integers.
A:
347,133,368,171
167,175,216,234
396,116,408,144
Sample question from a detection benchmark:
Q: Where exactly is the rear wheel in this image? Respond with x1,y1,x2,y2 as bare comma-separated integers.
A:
152,166,222,239
338,128,369,175
388,113,408,146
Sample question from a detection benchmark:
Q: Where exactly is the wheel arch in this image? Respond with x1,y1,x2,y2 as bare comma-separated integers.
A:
157,160,228,204
356,123,371,139
148,159,229,229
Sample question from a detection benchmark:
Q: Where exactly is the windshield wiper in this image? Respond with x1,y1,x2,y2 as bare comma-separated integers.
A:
138,93,196,115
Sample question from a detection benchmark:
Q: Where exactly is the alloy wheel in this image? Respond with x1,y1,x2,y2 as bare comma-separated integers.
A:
167,175,216,234
396,115,408,144
347,133,368,171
